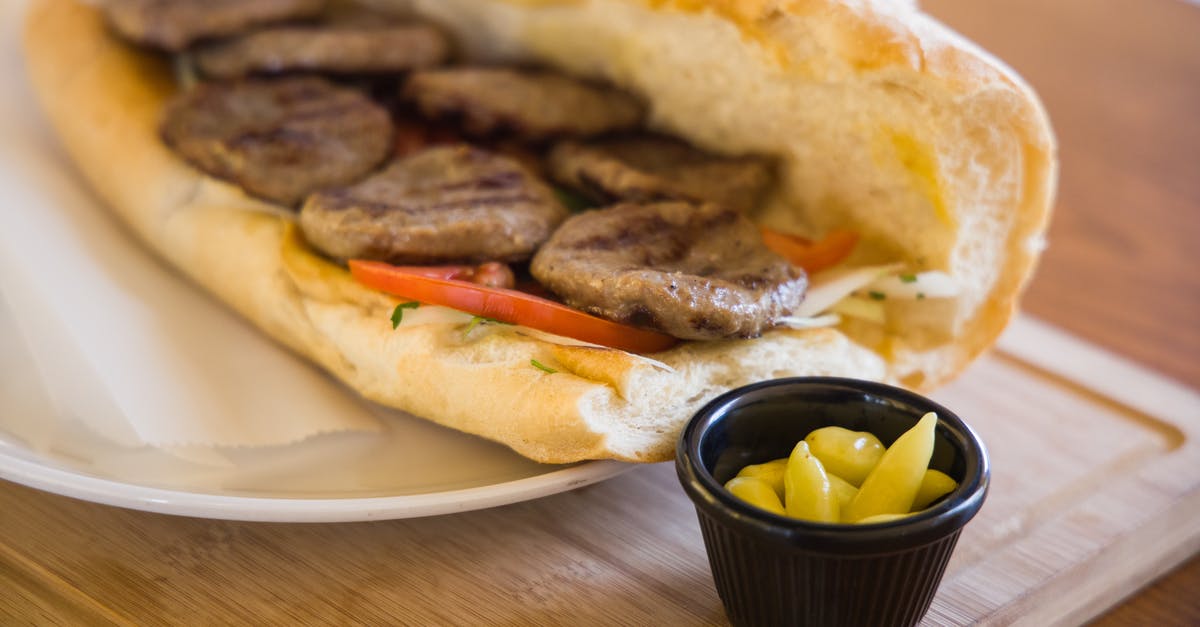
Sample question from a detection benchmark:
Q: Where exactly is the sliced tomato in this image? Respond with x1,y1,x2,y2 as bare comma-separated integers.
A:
760,228,860,274
349,260,678,354
382,262,515,288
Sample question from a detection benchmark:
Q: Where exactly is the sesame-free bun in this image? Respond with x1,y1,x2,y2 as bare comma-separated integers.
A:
23,0,1054,463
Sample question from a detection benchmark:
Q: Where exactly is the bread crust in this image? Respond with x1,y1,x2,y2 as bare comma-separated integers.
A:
22,0,1054,463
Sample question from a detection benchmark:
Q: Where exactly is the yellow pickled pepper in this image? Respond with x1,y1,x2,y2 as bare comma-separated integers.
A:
725,476,786,515
783,441,839,523
912,468,958,510
856,513,911,524
842,412,938,522
804,426,885,487
827,473,859,509
735,458,788,499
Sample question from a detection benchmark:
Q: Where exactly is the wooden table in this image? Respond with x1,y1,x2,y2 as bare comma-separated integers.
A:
921,0,1200,624
3,0,1198,624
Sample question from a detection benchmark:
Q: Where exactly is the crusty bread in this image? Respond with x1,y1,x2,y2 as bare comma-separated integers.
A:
22,0,1055,463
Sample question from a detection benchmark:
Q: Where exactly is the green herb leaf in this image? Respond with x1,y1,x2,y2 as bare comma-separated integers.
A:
868,291,887,301
463,315,512,338
917,292,926,300
463,316,486,337
530,359,557,374
899,273,918,283
390,302,420,329
554,187,596,213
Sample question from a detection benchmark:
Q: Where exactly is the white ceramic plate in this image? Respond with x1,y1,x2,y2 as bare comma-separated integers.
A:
0,292,629,521
0,428,631,524
0,404,631,524
0,421,631,524
0,2,631,522
0,297,630,522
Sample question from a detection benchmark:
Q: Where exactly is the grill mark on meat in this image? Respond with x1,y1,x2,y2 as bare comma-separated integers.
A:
440,170,525,191
194,18,450,79
693,206,741,231
159,77,393,206
102,0,326,52
569,209,738,266
689,315,725,334
270,100,371,122
574,170,621,205
568,213,675,252
732,272,776,290
225,126,318,152
315,167,537,215
324,194,545,216
624,305,662,330
404,68,644,141
530,201,806,340
548,136,774,213
299,145,568,264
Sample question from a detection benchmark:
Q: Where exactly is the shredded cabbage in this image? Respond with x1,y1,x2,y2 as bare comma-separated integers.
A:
865,271,960,299
775,314,842,329
831,297,886,324
793,264,902,318
793,265,960,324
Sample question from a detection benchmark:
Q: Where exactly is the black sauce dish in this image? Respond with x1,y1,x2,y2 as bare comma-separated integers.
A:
676,377,989,627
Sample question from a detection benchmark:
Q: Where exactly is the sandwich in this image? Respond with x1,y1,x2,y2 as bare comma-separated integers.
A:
21,0,1056,463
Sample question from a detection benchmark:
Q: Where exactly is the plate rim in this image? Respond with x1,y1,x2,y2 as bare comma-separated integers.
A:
0,447,634,522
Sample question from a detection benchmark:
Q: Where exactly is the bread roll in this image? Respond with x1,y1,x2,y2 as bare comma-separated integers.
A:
22,0,1055,463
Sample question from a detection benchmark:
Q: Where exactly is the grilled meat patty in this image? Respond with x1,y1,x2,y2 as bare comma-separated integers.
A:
160,77,393,206
548,136,774,213
195,21,449,79
299,145,569,264
531,202,806,340
102,0,326,51
404,68,643,140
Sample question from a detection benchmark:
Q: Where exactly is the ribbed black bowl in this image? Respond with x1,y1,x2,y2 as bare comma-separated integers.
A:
676,377,989,627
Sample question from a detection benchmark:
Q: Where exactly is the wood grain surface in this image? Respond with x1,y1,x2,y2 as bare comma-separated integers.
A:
0,323,1195,625
920,1,1200,624
3,0,1199,625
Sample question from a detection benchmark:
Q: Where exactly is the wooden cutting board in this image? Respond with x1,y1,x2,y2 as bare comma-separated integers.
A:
1,315,1198,625
926,316,1200,625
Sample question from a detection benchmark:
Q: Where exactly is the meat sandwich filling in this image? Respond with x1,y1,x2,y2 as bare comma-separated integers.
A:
102,0,955,350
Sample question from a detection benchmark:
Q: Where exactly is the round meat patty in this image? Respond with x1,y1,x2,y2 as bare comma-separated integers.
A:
403,68,644,141
299,145,569,264
195,21,449,79
547,136,774,213
160,77,394,207
530,202,807,340
102,0,326,51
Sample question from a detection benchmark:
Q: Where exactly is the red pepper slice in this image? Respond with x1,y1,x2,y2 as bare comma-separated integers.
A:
760,228,860,274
